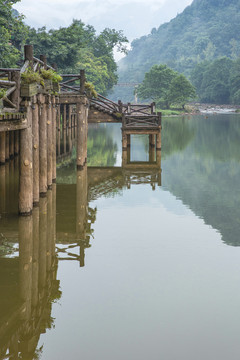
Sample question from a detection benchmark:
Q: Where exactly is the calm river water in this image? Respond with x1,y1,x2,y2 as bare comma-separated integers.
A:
1,114,240,359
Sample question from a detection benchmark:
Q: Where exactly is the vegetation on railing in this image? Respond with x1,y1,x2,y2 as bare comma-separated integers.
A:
85,82,98,98
0,88,7,99
21,67,44,86
41,69,62,83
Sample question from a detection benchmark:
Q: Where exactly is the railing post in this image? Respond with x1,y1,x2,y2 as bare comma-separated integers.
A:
80,69,86,95
40,55,47,70
10,70,20,111
19,102,33,215
118,100,123,113
151,102,156,114
24,45,34,69
52,63,58,71
157,112,162,127
127,102,131,114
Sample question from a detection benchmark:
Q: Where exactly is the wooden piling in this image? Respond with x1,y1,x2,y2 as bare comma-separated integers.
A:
52,96,57,182
149,134,156,148
156,132,161,151
19,103,33,215
63,104,67,154
32,96,39,206
0,132,5,165
76,98,87,170
24,45,34,69
47,96,52,189
122,131,127,150
39,95,48,196
127,134,131,147
57,101,61,156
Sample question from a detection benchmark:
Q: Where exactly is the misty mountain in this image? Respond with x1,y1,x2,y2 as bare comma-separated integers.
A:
113,0,240,101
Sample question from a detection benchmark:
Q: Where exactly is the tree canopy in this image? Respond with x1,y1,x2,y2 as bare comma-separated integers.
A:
0,2,128,95
191,57,240,104
137,64,196,109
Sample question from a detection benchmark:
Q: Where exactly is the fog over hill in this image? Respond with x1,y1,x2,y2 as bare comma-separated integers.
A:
112,0,240,101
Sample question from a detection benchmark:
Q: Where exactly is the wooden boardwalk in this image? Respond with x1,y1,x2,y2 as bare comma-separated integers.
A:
0,44,162,216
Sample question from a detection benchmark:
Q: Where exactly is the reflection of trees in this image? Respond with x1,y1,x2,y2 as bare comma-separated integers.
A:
163,114,240,246
162,116,195,158
193,114,240,162
87,126,118,166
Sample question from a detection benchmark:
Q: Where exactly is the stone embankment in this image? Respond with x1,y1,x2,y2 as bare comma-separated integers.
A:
193,103,240,114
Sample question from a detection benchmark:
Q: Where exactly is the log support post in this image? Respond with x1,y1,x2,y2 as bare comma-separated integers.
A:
47,95,52,189
63,104,67,154
19,102,33,215
52,96,57,182
156,131,161,151
39,94,48,197
76,96,88,170
32,95,39,206
122,130,127,151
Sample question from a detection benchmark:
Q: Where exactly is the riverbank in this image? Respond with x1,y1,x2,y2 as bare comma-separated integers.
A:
159,103,240,117
192,103,240,115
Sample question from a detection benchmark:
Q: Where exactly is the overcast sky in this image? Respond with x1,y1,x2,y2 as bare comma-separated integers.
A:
15,0,193,60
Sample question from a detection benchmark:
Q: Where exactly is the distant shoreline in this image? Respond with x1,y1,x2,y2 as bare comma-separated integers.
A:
192,103,240,115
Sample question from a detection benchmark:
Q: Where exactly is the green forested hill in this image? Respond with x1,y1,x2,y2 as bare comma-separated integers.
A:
114,0,240,101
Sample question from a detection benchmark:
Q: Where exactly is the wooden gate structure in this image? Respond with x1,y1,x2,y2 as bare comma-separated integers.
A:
0,45,162,216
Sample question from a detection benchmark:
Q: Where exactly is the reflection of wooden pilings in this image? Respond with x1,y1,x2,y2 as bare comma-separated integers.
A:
32,206,39,308
32,97,39,206
47,190,53,272
5,131,9,162
19,104,33,215
76,98,88,170
39,197,47,289
0,165,6,215
14,130,19,156
39,95,47,196
76,166,87,238
47,96,52,189
156,131,161,151
52,183,56,257
149,134,156,147
19,215,33,320
9,132,14,159
76,166,88,267
149,145,156,162
156,151,162,186
0,132,5,165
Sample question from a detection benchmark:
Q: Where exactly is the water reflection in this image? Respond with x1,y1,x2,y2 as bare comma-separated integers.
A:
1,114,240,358
162,114,240,246
0,185,60,360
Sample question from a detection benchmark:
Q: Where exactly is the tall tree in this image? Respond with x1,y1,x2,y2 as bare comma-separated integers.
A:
137,64,196,109
0,0,26,66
